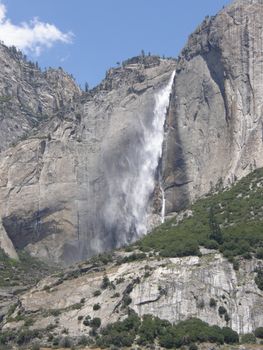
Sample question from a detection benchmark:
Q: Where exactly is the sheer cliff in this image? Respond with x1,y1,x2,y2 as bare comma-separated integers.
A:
1,0,263,347
0,0,263,265
163,0,263,214
0,52,176,264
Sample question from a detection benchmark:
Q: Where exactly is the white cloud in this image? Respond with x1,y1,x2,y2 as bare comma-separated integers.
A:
0,2,73,55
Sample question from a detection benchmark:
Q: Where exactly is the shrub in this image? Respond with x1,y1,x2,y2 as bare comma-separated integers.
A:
115,277,125,284
138,314,169,345
255,327,263,338
189,343,198,350
255,270,263,290
93,303,101,311
59,336,73,348
96,313,140,348
218,306,227,316
83,315,91,326
101,275,110,289
256,248,263,259
50,309,61,316
209,207,223,244
62,328,69,334
90,317,101,329
209,298,217,307
93,290,101,297
233,260,240,271
224,313,230,322
24,317,34,327
95,313,240,349
203,240,219,250
122,295,132,307
159,331,176,349
78,315,83,321
119,252,147,264
111,292,120,298
197,299,205,309
16,329,40,345
52,337,60,346
222,327,239,344
78,335,93,346
242,252,252,260
241,333,256,343
31,342,40,350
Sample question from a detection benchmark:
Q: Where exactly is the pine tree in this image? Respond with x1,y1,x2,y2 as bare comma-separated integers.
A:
209,207,223,244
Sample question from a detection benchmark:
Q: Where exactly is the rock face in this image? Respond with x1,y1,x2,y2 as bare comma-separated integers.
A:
0,50,176,264
163,0,263,214
3,250,263,335
0,0,263,264
0,45,81,152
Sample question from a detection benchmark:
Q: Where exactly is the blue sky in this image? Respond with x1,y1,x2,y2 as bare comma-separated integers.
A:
1,0,231,88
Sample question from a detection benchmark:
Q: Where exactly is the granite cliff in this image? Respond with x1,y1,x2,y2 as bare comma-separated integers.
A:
0,0,262,265
163,0,263,214
0,51,176,264
0,0,263,348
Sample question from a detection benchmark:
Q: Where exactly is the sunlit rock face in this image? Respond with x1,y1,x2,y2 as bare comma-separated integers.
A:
1,0,263,264
5,251,263,335
0,51,176,264
163,0,263,214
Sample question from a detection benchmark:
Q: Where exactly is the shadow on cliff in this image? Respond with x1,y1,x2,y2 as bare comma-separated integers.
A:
163,75,191,213
2,207,63,249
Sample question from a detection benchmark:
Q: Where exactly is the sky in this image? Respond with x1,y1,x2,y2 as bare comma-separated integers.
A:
0,0,231,88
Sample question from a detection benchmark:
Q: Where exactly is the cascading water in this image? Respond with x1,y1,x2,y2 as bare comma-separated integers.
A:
160,186,166,224
103,71,175,244
133,70,175,233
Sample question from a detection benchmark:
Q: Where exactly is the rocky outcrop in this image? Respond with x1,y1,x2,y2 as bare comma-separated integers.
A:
0,45,81,152
3,250,263,336
163,0,263,213
0,220,18,260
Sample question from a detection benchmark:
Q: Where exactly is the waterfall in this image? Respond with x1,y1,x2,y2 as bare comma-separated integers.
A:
132,70,175,234
103,70,175,244
161,186,166,224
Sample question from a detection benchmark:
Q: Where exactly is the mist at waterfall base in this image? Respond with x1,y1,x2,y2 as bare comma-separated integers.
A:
103,72,175,247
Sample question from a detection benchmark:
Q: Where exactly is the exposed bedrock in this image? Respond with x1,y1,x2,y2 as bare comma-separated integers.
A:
163,0,263,214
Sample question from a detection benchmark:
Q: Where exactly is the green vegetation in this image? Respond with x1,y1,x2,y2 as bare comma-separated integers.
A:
96,313,239,348
241,333,257,344
93,303,101,311
136,168,263,262
93,290,101,297
96,312,140,348
0,328,43,347
0,249,54,287
255,327,263,338
209,298,217,307
218,306,227,316
101,274,110,289
117,252,147,264
82,315,101,330
255,270,263,290
256,248,263,259
90,317,101,329
0,95,12,104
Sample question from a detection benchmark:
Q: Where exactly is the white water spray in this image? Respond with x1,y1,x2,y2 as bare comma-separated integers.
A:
103,71,175,243
132,70,175,234
161,186,166,224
